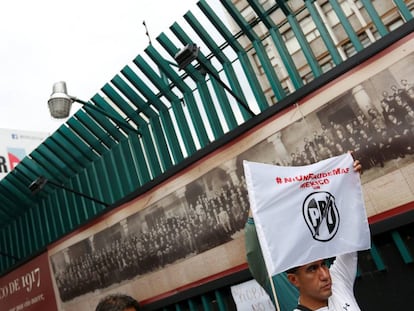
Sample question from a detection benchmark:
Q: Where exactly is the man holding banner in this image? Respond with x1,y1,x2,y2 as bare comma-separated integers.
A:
244,152,369,311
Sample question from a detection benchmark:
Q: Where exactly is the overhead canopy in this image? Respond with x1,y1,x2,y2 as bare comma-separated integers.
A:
1,0,413,274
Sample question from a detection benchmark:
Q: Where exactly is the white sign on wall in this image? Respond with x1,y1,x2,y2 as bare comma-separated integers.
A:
231,279,275,311
0,128,48,180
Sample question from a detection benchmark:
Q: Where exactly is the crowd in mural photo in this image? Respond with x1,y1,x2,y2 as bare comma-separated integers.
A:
287,79,414,170
52,178,250,301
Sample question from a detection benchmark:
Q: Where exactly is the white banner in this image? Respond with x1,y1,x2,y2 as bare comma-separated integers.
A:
231,279,275,311
243,153,370,276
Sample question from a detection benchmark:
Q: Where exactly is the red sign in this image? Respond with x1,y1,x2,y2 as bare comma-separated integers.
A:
0,252,57,311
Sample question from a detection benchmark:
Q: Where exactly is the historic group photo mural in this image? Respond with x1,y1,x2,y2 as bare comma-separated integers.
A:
48,36,414,309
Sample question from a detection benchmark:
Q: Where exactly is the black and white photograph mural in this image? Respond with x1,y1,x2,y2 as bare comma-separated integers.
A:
50,51,414,302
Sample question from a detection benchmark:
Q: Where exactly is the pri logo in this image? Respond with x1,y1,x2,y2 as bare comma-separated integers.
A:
8,147,26,170
302,191,340,242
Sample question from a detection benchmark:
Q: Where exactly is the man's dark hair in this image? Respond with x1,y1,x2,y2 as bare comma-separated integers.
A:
95,293,141,311
286,267,298,274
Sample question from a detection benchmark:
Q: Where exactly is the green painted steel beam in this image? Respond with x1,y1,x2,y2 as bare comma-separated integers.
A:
221,0,259,42
115,139,141,192
121,66,185,163
49,193,69,236
91,93,141,137
111,75,159,118
0,195,16,218
57,126,99,162
184,12,228,65
111,75,175,169
74,110,119,149
201,295,211,311
127,135,151,185
77,168,108,213
329,0,363,52
221,0,285,101
143,46,192,93
36,144,76,175
28,209,40,255
55,127,100,162
370,243,386,271
359,0,388,37
198,0,269,111
19,158,46,181
255,0,322,76
393,0,413,21
2,174,34,205
100,148,126,201
87,161,113,208
183,12,248,126
133,123,162,179
305,0,343,65
391,231,413,264
287,14,322,77
188,299,196,311
253,40,286,100
81,105,128,142
98,85,163,177
0,182,30,213
111,75,173,170
10,225,21,261
132,55,198,155
214,290,226,311
169,23,226,138
30,150,70,181
87,92,141,137
68,177,94,222
6,166,34,191
54,191,74,231
27,153,60,182
43,138,83,173
63,178,89,225
106,142,135,197
64,120,108,154
23,213,35,257
133,54,181,103
146,43,211,148
99,86,145,127
247,0,305,88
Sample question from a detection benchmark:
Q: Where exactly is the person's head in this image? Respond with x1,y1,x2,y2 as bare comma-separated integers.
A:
286,259,332,309
95,294,141,311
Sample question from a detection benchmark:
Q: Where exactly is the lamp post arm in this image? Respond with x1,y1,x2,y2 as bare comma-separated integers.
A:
47,179,109,207
197,61,255,117
70,97,141,135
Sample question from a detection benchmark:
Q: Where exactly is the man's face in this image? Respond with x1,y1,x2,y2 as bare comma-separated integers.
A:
288,260,332,304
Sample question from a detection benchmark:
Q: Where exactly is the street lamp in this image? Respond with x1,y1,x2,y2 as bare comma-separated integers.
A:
48,81,140,135
29,176,109,207
174,44,255,117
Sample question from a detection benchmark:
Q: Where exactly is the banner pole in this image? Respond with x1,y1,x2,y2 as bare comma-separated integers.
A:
269,273,281,311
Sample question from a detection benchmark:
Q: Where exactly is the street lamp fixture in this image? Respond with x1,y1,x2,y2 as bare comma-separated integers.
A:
29,176,109,207
48,81,140,135
174,44,255,117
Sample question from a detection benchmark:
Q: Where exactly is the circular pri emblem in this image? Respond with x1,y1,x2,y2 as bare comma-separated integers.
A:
302,191,340,242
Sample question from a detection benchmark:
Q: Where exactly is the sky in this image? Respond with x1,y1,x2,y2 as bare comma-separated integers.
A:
0,0,200,134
